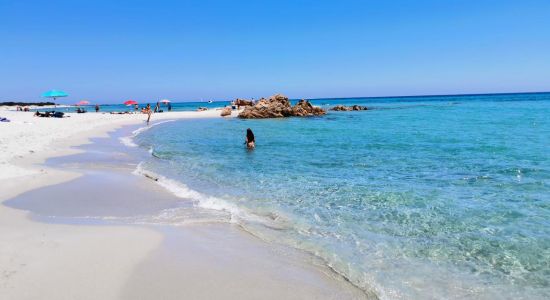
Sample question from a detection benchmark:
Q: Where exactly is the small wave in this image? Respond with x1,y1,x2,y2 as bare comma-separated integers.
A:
119,119,176,148
130,162,380,298
132,162,290,230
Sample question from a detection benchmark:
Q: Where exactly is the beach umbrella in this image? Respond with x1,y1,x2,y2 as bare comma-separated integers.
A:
42,89,68,101
76,100,90,106
124,100,138,106
160,99,170,104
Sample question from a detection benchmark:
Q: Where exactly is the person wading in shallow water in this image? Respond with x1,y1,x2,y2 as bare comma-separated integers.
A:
245,128,255,149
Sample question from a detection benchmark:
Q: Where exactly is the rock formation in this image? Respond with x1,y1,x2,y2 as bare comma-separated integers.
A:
238,94,326,119
291,99,326,116
234,99,254,107
330,105,368,111
220,107,232,116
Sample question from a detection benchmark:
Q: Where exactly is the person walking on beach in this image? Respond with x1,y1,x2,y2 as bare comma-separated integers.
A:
95,104,100,113
154,102,160,113
134,104,139,112
245,128,255,149
146,103,152,125
167,102,172,111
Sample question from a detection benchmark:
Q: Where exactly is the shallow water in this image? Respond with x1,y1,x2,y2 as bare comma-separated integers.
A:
131,93,549,299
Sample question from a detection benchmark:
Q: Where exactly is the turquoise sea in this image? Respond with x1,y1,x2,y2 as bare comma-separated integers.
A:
130,93,549,299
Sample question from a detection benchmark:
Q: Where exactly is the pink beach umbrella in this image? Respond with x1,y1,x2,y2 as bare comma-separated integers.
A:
76,100,90,106
160,99,171,104
124,100,138,106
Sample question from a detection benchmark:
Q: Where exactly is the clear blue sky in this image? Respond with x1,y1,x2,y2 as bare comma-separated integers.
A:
1,0,549,103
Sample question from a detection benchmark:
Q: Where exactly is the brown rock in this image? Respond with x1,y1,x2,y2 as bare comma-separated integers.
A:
220,107,232,116
330,105,368,111
292,99,326,117
352,105,368,111
238,95,325,119
234,99,254,106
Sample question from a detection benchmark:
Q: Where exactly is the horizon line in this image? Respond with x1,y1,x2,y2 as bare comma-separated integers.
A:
304,90,550,102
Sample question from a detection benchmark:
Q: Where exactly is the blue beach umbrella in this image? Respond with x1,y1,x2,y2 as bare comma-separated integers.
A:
42,89,68,101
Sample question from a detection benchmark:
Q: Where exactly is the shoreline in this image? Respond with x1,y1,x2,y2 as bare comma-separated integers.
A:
0,110,366,299
0,109,230,180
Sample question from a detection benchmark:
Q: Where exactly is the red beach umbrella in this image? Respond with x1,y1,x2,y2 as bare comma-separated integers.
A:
76,100,90,106
124,100,138,106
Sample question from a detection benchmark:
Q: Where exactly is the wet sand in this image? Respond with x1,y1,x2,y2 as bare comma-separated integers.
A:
2,122,367,299
123,224,365,300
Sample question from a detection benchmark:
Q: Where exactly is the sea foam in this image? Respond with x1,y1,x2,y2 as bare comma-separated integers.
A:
119,119,176,147
132,162,287,229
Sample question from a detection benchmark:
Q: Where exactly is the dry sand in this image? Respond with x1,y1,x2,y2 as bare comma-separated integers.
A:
0,108,225,180
0,109,367,299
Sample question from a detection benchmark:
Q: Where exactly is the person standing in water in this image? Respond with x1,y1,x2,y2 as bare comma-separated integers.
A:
95,104,100,113
245,128,255,149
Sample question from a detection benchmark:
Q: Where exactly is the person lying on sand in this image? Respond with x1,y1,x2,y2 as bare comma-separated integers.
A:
245,128,255,149
34,111,49,117
34,111,65,118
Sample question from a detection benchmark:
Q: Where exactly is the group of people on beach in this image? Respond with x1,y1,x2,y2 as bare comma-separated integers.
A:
21,99,255,149
133,101,173,125
139,101,256,149
141,102,255,149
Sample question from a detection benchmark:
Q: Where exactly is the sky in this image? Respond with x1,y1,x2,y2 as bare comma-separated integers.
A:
1,0,549,103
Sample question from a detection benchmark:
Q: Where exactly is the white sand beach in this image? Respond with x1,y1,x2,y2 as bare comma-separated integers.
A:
0,108,224,180
0,109,365,299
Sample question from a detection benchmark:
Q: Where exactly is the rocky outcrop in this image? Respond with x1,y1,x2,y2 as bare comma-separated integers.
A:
234,99,254,106
220,107,232,116
238,94,326,119
330,105,368,111
291,99,326,116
